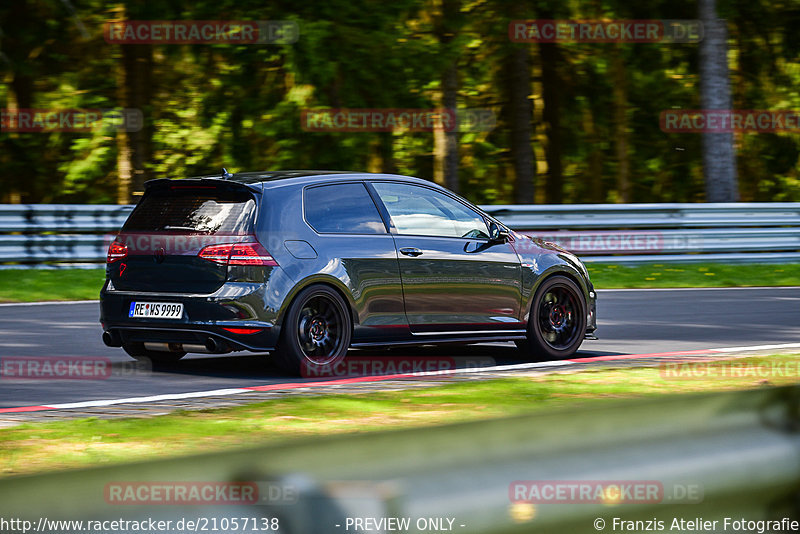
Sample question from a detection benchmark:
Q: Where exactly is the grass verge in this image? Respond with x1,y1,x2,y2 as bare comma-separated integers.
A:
0,269,105,302
0,263,798,303
1,353,798,477
587,262,800,288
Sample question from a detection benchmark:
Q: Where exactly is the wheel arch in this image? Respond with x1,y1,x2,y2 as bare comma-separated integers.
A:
523,264,590,322
276,275,359,330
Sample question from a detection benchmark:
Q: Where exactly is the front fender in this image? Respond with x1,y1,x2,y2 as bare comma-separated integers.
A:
511,233,595,328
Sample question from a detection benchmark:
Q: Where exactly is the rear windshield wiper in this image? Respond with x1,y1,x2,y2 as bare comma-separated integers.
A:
162,226,213,233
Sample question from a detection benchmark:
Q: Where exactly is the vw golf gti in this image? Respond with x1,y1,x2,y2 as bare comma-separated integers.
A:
100,171,597,374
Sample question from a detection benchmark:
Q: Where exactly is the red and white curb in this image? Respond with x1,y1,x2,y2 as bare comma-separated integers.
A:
2,342,800,415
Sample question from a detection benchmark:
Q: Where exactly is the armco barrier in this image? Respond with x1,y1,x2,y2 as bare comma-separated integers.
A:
483,202,800,263
1,386,799,533
1,202,798,266
0,204,133,266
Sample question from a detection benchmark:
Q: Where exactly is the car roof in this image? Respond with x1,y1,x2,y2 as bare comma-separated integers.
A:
144,170,501,224
187,170,349,184
182,170,438,189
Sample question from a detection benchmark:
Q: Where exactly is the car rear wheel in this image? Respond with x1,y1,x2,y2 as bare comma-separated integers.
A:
273,284,352,375
122,342,186,366
518,275,586,360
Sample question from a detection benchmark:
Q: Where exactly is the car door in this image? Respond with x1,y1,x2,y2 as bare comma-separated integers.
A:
369,181,523,333
301,181,407,339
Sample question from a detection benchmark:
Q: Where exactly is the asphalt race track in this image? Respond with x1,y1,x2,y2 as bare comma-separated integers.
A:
1,287,799,412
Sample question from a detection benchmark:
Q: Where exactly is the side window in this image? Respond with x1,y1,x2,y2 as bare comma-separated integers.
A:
371,182,489,239
304,183,387,234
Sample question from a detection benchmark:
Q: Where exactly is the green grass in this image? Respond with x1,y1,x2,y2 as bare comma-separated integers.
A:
587,262,800,289
1,353,798,477
0,262,797,303
0,269,105,302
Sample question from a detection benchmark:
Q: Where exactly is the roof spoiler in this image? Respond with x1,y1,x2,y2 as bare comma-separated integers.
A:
142,178,261,194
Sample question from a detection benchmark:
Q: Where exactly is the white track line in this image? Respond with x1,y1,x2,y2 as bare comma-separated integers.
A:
712,342,800,353
48,388,250,409
3,342,800,414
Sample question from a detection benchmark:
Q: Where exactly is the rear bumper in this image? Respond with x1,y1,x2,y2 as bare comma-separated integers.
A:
101,325,277,353
99,281,279,353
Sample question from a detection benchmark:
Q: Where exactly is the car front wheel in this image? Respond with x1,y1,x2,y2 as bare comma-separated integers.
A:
519,275,587,360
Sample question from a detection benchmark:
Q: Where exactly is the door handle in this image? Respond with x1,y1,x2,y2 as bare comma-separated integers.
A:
399,247,423,257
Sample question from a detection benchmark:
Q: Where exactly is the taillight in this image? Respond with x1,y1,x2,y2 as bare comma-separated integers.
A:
222,327,263,334
229,242,277,265
107,240,128,263
198,241,278,266
198,244,233,265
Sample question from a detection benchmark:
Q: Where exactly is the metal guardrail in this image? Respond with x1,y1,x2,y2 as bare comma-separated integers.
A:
1,386,799,533
0,204,134,233
483,202,800,264
0,202,799,266
0,204,133,267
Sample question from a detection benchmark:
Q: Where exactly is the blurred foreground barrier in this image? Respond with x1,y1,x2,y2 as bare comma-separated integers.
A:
1,386,800,533
1,202,799,266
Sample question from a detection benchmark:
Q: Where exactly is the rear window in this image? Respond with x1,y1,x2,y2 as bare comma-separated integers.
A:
304,183,386,234
123,186,256,235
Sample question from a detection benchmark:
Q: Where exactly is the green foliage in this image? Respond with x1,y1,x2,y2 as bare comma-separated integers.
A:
1,0,799,203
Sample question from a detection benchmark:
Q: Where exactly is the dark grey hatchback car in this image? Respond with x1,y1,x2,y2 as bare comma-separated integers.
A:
100,171,597,374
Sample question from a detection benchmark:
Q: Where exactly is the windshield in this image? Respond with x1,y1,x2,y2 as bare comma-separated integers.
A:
122,187,256,235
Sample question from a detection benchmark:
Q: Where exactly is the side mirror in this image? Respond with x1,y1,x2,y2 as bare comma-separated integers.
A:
488,221,510,243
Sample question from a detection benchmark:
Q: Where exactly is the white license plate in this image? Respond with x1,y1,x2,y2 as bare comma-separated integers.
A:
128,302,184,319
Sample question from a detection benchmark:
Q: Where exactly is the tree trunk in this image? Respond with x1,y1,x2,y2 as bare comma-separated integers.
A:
3,0,36,203
507,45,535,204
584,107,605,203
120,43,153,201
434,64,459,190
612,46,630,203
116,129,133,205
433,0,460,191
699,0,739,201
368,133,397,174
539,42,563,203
113,2,153,205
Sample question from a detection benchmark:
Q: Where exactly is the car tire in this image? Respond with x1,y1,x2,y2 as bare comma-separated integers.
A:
273,284,352,376
518,275,586,360
122,342,186,366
